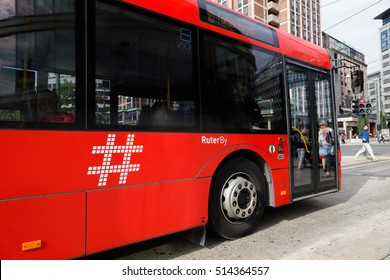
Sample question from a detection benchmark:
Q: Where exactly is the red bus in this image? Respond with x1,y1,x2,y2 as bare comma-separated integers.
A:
0,0,341,259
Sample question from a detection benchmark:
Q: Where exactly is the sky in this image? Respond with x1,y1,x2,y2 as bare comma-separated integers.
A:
321,0,389,74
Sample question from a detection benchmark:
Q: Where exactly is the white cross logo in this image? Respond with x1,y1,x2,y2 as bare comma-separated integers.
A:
87,134,143,187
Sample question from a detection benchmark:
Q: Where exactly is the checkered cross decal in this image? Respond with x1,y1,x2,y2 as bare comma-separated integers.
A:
87,134,143,186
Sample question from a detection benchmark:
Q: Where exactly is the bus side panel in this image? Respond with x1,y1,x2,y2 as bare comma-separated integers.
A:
0,131,96,200
86,178,210,255
271,168,291,207
122,0,200,24
0,193,86,260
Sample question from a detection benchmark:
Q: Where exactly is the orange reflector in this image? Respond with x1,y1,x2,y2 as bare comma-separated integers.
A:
278,137,285,142
280,190,287,196
22,240,42,251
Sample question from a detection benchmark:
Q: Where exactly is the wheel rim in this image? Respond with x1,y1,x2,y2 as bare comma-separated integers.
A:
220,172,257,223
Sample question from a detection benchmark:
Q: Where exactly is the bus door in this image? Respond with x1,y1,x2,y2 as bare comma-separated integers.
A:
287,64,338,199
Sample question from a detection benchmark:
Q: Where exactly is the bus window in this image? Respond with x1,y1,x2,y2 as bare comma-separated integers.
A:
94,1,197,131
201,34,285,133
0,0,77,127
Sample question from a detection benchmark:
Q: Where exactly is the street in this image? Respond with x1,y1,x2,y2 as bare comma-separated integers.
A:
84,142,390,260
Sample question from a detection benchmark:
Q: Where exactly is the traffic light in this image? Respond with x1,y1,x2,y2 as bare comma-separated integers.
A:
365,103,372,114
351,70,364,93
352,99,359,115
358,98,365,115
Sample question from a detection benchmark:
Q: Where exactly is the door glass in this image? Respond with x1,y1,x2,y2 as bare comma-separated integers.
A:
288,66,314,194
315,72,337,187
289,66,337,197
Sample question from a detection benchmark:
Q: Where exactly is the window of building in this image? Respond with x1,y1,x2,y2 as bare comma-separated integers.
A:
237,0,249,15
381,30,389,52
218,0,228,6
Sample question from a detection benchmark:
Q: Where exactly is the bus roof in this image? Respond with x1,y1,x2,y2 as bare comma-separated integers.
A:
121,0,331,70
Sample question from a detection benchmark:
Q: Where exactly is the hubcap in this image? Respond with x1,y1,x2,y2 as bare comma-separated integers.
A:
221,174,257,222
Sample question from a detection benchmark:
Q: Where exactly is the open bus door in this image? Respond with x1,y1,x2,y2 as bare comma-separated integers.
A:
287,63,338,200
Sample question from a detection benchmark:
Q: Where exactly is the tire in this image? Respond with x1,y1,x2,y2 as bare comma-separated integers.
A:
208,157,266,239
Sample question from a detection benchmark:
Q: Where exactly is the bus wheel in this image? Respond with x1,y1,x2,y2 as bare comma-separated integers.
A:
208,157,266,239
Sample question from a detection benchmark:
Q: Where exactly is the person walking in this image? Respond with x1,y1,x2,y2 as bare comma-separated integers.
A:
340,133,346,144
355,125,378,161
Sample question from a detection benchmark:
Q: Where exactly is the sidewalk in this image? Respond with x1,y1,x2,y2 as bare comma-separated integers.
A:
340,145,390,261
341,156,390,169
342,138,389,145
341,138,390,165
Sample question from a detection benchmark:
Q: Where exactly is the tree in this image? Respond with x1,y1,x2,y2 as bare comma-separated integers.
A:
357,114,368,132
59,80,75,113
380,111,387,130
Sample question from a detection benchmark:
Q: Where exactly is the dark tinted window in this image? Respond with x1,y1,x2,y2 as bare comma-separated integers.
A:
94,2,197,131
198,0,279,47
0,0,77,128
202,34,285,133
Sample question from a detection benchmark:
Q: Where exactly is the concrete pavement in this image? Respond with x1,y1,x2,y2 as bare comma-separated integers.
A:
340,141,390,260
340,138,390,165
341,155,390,166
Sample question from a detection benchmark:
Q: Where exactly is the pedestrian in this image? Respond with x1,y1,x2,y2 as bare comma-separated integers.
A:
355,125,378,161
341,133,346,144
318,121,334,178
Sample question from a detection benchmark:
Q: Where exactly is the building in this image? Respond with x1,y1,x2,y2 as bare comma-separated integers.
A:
281,0,321,45
322,33,367,110
322,32,370,139
367,71,381,117
375,9,390,120
210,0,321,45
210,0,278,25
